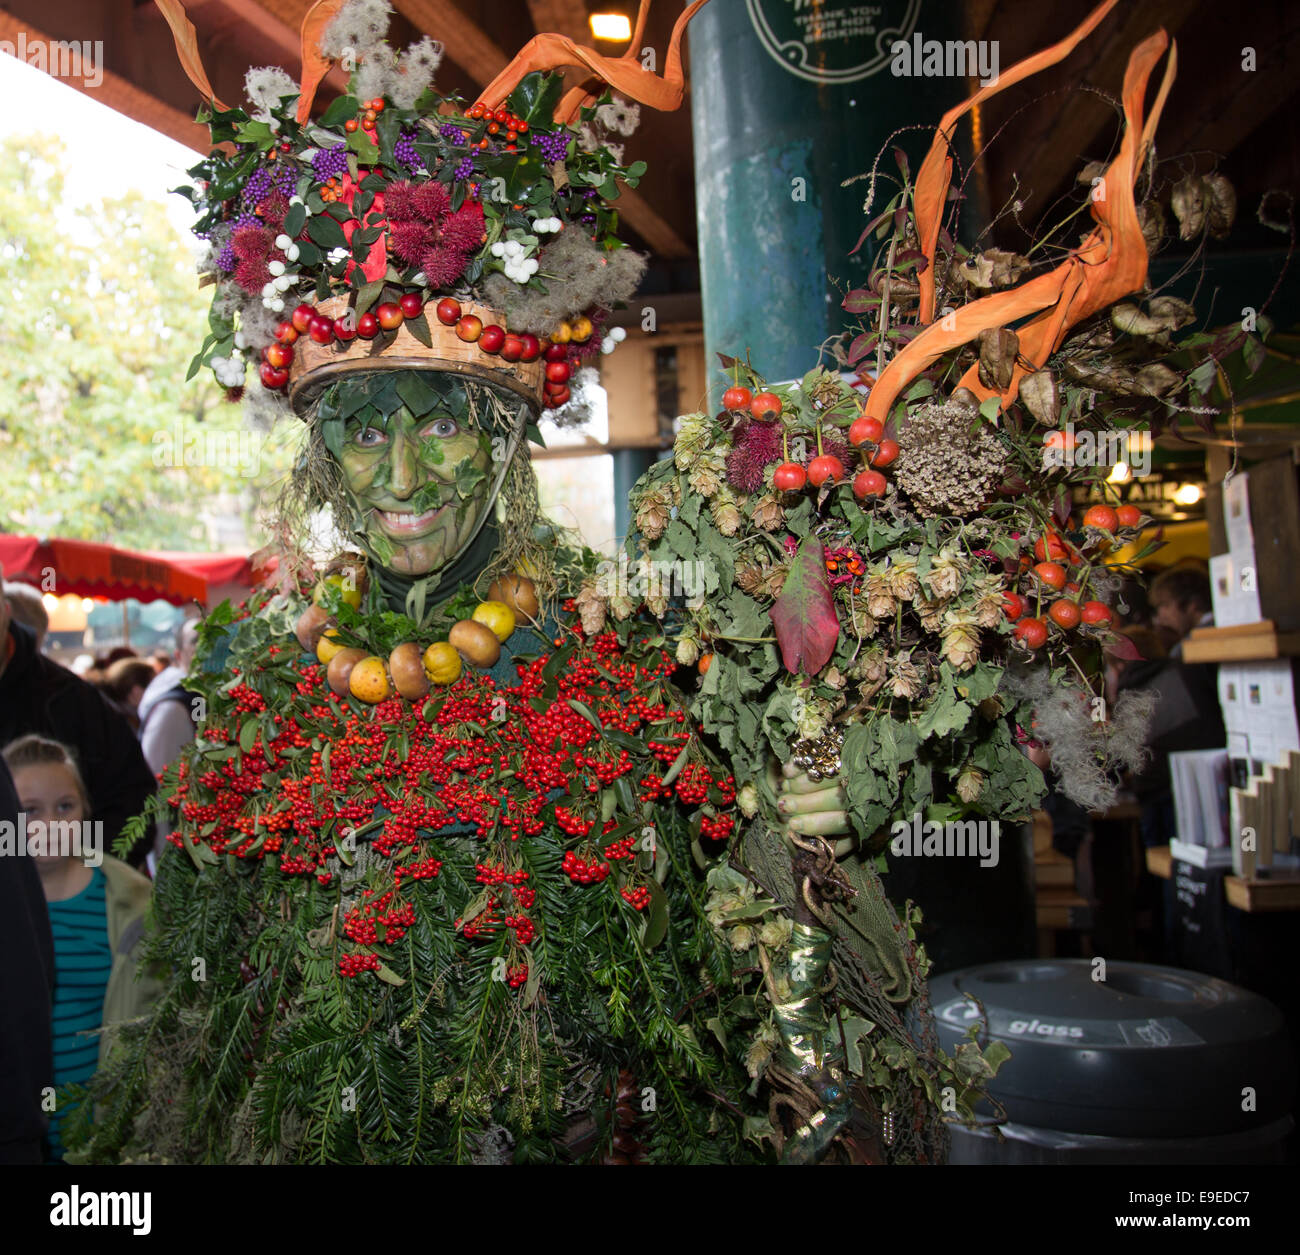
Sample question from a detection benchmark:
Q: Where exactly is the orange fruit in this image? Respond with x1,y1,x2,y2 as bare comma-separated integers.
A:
1049,599,1081,629
698,653,714,675
1033,562,1067,591
423,641,463,686
317,629,347,665
1083,504,1118,531
1115,504,1142,528
348,656,391,704
472,600,516,643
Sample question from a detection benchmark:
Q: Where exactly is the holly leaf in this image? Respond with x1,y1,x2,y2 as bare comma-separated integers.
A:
769,537,840,675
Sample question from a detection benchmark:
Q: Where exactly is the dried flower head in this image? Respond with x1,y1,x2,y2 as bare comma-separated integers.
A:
896,399,1010,518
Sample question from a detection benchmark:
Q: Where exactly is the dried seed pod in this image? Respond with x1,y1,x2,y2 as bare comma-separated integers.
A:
1137,200,1165,254
1018,369,1060,427
1171,173,1207,240
978,327,1019,391
1205,173,1237,238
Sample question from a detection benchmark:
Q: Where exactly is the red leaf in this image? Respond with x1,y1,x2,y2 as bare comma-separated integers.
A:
1108,633,1145,661
770,538,840,676
842,288,877,314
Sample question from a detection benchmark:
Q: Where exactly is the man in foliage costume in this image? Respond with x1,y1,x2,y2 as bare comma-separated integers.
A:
73,0,1258,1164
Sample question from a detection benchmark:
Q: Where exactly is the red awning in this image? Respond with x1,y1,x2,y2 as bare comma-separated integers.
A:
0,536,255,607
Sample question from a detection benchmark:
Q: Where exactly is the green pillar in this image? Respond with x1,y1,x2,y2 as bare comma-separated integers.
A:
612,447,656,542
690,0,968,390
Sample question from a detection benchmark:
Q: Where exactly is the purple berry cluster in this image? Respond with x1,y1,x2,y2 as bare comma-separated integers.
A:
311,144,349,183
241,166,273,208
453,155,475,181
438,123,468,145
530,129,570,164
395,131,426,173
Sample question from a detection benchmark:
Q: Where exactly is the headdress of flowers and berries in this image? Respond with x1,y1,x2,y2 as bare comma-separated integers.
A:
156,0,702,427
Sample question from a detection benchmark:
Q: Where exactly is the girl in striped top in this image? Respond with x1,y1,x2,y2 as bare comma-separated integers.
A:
3,736,157,1162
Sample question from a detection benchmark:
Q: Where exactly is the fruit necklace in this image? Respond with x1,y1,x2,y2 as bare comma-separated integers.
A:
295,570,542,706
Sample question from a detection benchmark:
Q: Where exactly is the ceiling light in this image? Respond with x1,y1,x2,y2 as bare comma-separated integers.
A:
590,13,632,41
1173,482,1203,506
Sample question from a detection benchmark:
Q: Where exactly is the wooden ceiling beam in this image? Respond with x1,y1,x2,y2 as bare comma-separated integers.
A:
1011,0,1200,224
0,10,210,153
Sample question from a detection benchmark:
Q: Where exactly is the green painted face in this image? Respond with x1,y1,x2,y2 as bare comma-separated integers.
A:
338,404,492,576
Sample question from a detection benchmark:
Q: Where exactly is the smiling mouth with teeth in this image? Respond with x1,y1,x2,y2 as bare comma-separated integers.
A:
374,505,446,536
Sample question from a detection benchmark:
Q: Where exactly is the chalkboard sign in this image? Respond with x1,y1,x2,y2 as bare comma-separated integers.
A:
1169,858,1233,979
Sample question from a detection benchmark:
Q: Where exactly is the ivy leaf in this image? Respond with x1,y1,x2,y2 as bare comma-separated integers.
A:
769,537,839,675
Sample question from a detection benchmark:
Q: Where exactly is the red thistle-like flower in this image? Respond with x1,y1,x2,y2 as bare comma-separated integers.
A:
725,420,783,493
384,179,484,289
232,223,273,293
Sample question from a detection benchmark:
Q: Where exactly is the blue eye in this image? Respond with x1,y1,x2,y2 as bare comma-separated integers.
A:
424,418,459,438
354,426,386,447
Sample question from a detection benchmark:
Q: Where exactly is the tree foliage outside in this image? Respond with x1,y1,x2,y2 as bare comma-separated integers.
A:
0,136,294,551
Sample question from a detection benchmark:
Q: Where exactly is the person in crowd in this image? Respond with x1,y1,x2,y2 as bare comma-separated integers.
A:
4,583,49,651
93,646,138,670
2,736,159,1161
103,658,160,732
0,578,157,869
0,755,55,1164
149,651,172,675
1149,564,1214,656
137,620,202,864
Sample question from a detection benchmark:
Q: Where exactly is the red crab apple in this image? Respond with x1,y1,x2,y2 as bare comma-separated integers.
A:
500,335,523,362
308,316,334,345
544,342,569,363
722,385,752,411
274,320,299,345
265,342,294,369
852,469,887,499
259,362,289,389
545,360,571,384
546,386,571,407
517,333,541,361
849,415,884,447
291,303,315,334
435,297,461,326
479,324,506,354
333,318,357,342
399,293,423,319
376,302,404,331
357,312,380,339
455,315,483,342
870,438,900,468
807,454,844,486
773,463,807,491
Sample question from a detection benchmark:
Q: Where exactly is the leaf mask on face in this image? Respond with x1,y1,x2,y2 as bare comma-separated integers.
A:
317,371,520,580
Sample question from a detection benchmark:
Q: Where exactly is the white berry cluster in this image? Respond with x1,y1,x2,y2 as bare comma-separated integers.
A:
531,216,562,234
600,325,627,355
259,215,304,312
490,237,539,285
210,356,247,388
